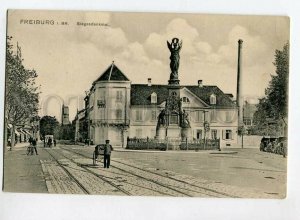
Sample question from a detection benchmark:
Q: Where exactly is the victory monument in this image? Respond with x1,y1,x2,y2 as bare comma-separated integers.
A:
156,38,191,149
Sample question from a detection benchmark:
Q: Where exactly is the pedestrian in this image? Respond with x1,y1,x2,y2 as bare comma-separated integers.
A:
53,139,56,147
7,137,12,151
103,140,113,168
32,138,38,155
48,138,52,148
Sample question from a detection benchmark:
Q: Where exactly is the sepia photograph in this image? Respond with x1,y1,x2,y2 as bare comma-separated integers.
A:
3,10,289,199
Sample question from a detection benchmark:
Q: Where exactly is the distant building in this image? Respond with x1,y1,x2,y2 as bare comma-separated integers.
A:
75,62,239,148
243,101,257,127
61,105,70,125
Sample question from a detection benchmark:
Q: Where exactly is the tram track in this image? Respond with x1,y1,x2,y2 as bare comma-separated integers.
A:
44,148,132,195
58,147,189,196
44,148,90,194
61,146,235,198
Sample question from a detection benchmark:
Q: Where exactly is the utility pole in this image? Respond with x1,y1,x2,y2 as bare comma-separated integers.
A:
203,110,209,149
236,39,244,149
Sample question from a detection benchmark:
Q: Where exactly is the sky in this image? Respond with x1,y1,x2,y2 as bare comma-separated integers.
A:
7,10,289,122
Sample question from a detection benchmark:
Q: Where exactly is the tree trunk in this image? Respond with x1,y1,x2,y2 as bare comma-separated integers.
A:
11,124,16,149
4,121,8,154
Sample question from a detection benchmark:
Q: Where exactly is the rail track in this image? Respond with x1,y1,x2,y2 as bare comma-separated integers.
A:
44,148,132,195
60,146,236,198
44,148,90,194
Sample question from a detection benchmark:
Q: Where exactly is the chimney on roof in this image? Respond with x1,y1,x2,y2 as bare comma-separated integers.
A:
148,78,152,86
198,80,203,87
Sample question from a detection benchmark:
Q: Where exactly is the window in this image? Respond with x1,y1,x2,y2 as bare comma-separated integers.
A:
181,97,190,103
116,109,122,119
196,130,202,140
244,119,252,126
211,110,217,122
210,94,216,105
225,111,233,122
99,109,105,119
211,129,218,139
116,91,123,102
225,130,232,140
99,90,106,99
151,110,156,121
151,93,157,104
135,110,143,121
136,129,143,138
195,111,204,122
97,100,106,108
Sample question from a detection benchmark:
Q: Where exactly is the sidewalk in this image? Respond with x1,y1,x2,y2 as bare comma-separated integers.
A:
3,143,48,193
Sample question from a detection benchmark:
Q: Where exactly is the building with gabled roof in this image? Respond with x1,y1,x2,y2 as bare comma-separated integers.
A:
75,61,238,148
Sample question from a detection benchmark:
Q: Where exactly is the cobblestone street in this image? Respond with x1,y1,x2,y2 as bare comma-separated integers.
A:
3,143,287,198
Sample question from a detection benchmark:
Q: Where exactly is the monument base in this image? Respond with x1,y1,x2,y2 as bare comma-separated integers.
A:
168,79,180,85
155,127,166,140
181,127,192,141
166,126,181,150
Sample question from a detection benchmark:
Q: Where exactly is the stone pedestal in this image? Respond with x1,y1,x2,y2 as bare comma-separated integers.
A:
166,126,181,150
155,127,166,140
168,79,180,85
167,126,181,138
181,127,192,141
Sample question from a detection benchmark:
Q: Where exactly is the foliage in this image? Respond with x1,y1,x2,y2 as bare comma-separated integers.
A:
56,124,75,140
40,116,59,139
253,42,289,136
5,36,40,147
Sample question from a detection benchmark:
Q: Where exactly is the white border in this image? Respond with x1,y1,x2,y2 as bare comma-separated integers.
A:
1,1,300,220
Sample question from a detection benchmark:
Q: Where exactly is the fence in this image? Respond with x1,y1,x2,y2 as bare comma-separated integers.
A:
180,139,220,150
126,138,220,151
126,138,167,151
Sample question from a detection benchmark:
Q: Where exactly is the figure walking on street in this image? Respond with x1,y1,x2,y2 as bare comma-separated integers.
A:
48,138,52,148
32,138,38,155
103,140,113,168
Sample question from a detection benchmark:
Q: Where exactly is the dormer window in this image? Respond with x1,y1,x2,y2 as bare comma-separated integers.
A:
181,97,190,103
210,94,216,105
151,92,157,104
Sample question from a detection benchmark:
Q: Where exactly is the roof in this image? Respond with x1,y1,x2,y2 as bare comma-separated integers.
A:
94,62,130,82
185,86,235,107
130,84,236,107
131,84,169,106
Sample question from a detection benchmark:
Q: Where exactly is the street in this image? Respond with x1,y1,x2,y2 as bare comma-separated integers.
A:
3,143,286,198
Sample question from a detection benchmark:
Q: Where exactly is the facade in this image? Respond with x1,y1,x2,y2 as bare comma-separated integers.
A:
61,105,70,125
75,62,239,148
243,101,257,134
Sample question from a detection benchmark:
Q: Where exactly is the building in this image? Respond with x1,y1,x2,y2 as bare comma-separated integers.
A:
61,105,70,125
75,62,239,148
243,100,257,128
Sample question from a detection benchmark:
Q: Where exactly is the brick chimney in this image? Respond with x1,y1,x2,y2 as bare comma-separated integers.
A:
148,78,152,86
198,80,203,87
237,39,244,126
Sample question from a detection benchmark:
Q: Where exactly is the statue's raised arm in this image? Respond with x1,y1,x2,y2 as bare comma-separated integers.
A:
167,40,172,51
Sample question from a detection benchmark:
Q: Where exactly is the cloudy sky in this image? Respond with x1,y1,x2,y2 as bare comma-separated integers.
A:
7,10,289,121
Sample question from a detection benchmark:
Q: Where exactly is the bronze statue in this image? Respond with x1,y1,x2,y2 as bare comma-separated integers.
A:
157,109,166,127
167,38,182,80
180,110,190,128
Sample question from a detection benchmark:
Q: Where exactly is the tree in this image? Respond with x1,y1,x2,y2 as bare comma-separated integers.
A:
40,116,59,140
253,42,289,136
5,36,40,148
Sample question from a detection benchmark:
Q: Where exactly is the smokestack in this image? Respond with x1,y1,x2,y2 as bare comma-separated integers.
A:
198,80,203,87
148,78,152,86
236,39,243,126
